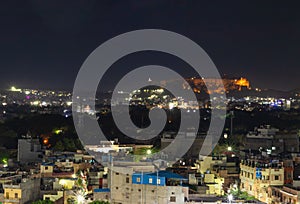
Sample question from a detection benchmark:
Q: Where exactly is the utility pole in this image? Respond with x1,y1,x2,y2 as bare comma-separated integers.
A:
230,110,234,136
109,154,113,203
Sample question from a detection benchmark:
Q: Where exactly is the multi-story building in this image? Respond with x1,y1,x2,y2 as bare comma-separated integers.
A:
108,165,188,204
240,159,284,203
244,125,299,154
268,185,300,204
17,139,42,164
202,172,224,196
3,178,40,204
161,132,205,160
195,156,239,193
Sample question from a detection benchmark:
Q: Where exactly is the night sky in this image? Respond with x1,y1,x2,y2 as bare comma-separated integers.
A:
0,1,300,91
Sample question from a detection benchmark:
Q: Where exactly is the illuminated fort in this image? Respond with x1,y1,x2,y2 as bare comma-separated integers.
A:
185,77,250,94
160,77,250,95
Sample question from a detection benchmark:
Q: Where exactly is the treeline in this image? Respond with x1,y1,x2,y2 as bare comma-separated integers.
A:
0,114,82,151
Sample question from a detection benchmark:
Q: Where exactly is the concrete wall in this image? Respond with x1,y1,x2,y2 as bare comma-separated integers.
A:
17,139,42,164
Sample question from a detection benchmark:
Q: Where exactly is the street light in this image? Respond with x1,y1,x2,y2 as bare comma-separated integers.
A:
227,146,232,151
76,194,85,204
146,149,152,155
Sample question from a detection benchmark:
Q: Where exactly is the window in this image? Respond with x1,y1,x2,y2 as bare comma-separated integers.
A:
126,177,130,183
157,179,161,184
275,175,279,180
149,178,153,184
15,193,18,198
45,166,48,170
6,192,9,199
137,177,141,182
170,196,176,202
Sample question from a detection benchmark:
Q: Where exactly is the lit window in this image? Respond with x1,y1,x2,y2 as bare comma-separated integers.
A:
149,178,153,183
137,177,141,182
157,179,161,184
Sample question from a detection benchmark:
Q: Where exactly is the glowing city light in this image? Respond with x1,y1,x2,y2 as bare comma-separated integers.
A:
10,86,22,92
146,149,152,155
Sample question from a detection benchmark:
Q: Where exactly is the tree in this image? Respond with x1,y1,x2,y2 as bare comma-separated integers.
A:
53,140,64,151
63,138,77,151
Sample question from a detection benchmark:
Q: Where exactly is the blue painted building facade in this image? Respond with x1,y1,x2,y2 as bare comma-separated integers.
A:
132,171,187,186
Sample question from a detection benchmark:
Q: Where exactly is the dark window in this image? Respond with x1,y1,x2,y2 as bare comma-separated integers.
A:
15,193,18,198
126,177,130,183
275,175,279,180
170,196,176,202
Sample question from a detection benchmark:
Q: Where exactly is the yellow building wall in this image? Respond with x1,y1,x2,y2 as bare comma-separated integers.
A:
43,191,63,202
4,188,22,204
204,174,215,183
59,179,75,190
40,165,53,174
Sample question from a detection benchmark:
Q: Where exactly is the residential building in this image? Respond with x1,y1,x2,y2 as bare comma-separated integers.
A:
17,139,42,164
268,185,300,204
3,178,40,204
244,125,299,154
108,165,188,204
240,159,284,203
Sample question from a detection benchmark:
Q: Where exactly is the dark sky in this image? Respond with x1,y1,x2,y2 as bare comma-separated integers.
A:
0,0,300,91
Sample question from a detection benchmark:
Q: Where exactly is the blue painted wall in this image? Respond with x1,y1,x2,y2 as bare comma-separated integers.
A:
132,173,166,186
